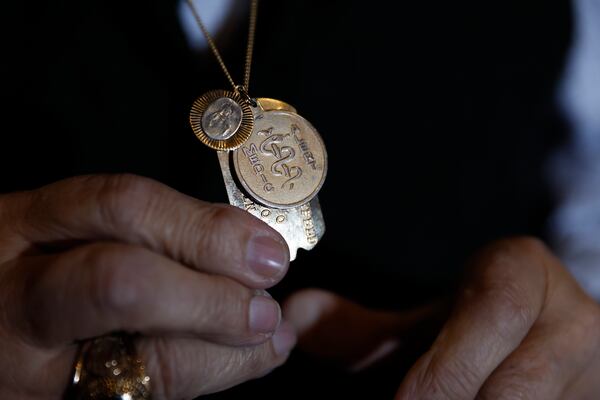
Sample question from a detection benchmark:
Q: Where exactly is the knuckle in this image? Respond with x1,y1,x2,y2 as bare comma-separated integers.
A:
469,238,548,337
167,203,245,268
95,174,160,229
212,347,269,392
142,338,277,399
235,343,279,379
481,278,533,338
86,245,142,315
192,205,242,255
195,276,251,332
415,352,480,399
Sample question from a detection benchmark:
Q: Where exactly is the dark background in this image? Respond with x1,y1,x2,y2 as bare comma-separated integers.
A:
2,0,572,398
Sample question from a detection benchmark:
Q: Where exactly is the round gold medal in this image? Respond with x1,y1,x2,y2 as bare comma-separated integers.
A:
190,90,254,151
233,107,327,209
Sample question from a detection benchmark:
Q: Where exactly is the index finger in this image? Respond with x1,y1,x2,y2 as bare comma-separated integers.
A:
5,174,289,288
396,237,549,400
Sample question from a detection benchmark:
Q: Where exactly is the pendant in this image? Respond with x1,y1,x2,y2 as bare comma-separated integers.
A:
190,92,327,260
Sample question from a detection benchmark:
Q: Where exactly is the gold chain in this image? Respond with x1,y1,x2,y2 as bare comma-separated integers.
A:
186,0,258,96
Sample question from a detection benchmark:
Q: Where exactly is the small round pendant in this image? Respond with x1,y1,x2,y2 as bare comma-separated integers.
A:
190,90,254,151
233,100,327,209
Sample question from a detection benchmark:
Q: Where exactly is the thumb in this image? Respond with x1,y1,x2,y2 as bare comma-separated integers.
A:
283,289,443,372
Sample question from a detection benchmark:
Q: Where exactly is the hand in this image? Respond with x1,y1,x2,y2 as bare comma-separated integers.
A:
285,237,600,399
0,174,296,399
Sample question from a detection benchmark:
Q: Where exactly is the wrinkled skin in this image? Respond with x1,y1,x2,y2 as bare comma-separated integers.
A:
0,174,296,400
286,238,600,400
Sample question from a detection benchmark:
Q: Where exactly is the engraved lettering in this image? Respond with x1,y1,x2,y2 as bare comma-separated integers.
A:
292,124,318,170
248,153,260,165
300,204,318,245
243,143,257,157
243,143,274,193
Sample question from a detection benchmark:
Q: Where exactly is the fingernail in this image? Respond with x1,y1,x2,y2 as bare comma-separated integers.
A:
249,295,281,334
246,235,288,279
271,321,297,356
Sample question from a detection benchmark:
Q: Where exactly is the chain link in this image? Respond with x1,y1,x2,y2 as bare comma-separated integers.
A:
243,0,258,90
186,0,258,96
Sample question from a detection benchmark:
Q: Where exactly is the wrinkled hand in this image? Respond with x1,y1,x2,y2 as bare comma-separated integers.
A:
0,174,296,400
286,238,600,399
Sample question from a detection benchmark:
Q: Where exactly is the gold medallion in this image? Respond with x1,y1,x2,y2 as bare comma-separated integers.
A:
233,102,327,209
190,90,254,151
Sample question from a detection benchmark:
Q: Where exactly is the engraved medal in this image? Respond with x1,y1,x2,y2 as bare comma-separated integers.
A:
186,0,327,259
191,95,327,260
233,102,327,209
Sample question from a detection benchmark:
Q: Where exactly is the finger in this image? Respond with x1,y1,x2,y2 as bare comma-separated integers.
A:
285,289,404,371
284,289,442,372
476,324,593,399
477,267,600,399
7,242,282,347
138,321,297,398
6,174,289,288
41,322,297,399
396,237,550,400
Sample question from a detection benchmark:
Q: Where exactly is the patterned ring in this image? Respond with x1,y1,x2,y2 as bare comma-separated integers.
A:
67,334,152,400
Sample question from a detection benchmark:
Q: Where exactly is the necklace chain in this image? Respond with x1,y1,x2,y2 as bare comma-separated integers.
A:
186,0,259,95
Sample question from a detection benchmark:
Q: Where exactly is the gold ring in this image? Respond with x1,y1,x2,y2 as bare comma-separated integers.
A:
67,334,152,400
